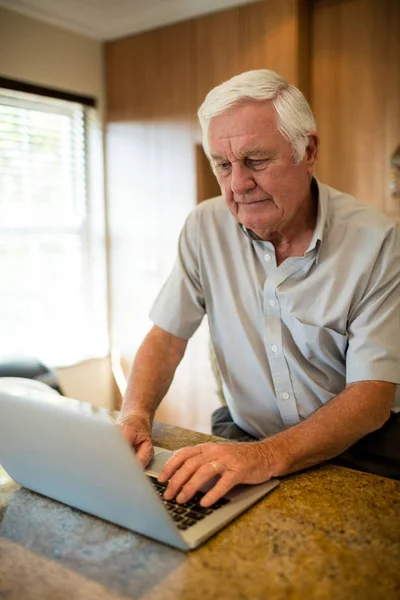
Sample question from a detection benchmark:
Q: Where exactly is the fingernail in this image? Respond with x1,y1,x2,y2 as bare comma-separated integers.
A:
176,492,186,504
163,490,172,500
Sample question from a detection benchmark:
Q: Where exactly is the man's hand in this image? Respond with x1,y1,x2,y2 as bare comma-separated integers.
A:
158,441,276,507
117,413,154,468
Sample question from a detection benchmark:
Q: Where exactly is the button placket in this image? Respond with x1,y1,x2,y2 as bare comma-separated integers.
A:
263,279,300,427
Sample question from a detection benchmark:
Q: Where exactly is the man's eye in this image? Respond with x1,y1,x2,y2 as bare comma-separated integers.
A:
217,163,231,170
248,159,267,168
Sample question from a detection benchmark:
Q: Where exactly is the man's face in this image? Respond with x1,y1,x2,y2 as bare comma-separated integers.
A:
208,101,318,239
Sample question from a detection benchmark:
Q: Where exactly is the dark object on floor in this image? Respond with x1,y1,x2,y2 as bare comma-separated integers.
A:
0,357,64,395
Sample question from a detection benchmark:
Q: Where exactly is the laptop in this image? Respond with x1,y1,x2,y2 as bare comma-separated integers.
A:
0,381,279,551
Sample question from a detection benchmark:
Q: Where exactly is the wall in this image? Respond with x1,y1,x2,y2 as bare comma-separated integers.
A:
311,0,400,217
105,0,310,431
0,7,113,408
0,6,103,104
57,358,113,408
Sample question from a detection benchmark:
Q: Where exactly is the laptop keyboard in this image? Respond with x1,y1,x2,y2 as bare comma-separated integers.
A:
148,475,230,530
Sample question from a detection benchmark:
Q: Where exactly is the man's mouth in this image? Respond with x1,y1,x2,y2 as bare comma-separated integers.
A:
237,198,271,206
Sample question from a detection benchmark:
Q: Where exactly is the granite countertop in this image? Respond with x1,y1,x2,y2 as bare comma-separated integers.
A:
1,421,400,600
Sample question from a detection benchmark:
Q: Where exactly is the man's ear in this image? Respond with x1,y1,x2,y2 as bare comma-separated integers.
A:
305,133,319,175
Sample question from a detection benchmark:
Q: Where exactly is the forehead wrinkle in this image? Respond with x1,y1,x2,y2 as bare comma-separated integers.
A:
211,143,270,162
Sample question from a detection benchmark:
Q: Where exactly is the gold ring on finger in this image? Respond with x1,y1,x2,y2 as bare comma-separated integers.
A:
209,460,222,475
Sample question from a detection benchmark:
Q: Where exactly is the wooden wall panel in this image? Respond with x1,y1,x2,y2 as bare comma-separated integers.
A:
193,8,242,110
311,0,400,215
107,21,196,121
237,0,302,84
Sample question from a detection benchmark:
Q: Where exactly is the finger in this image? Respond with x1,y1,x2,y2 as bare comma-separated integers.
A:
173,462,226,504
163,454,208,500
158,446,201,483
135,440,154,468
200,471,239,507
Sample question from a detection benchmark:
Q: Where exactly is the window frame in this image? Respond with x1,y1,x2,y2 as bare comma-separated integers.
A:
0,80,109,368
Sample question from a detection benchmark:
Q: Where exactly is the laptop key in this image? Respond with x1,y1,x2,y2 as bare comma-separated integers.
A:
171,513,184,522
218,497,230,505
186,510,206,521
181,518,197,527
173,506,186,515
212,497,231,509
210,502,223,509
192,492,205,502
192,506,213,515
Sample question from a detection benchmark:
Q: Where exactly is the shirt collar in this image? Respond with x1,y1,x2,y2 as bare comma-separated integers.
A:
238,177,328,264
304,177,328,263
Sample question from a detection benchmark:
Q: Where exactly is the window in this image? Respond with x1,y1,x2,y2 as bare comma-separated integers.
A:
0,87,109,366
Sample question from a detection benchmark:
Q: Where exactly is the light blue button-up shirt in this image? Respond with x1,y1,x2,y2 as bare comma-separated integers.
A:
150,179,400,438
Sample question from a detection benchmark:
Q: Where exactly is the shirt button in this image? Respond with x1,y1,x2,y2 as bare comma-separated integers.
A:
271,345,278,353
269,300,276,307
282,392,290,400
264,253,271,263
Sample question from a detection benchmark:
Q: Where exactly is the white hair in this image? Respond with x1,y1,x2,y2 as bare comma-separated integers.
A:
198,69,316,165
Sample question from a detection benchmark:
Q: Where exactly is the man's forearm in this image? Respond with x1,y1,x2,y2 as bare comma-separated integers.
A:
120,325,188,427
264,381,395,477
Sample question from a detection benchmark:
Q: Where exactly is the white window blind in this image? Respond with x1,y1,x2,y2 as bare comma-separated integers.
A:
0,88,109,367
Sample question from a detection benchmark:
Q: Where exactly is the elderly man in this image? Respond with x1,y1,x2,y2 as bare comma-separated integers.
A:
118,69,400,507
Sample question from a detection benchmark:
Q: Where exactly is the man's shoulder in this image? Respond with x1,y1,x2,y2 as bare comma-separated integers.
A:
193,195,228,217
322,182,397,236
189,195,236,231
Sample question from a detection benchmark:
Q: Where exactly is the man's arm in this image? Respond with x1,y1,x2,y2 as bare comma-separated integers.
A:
159,380,395,506
118,325,188,465
120,324,188,423
264,380,395,475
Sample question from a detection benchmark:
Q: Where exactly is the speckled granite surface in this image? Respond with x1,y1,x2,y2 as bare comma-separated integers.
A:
1,421,400,600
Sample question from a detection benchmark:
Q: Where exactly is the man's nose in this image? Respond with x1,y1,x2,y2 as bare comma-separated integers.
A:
230,163,256,195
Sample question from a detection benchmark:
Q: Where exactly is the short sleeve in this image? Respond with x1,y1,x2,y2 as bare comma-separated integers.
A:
346,224,400,385
149,208,205,340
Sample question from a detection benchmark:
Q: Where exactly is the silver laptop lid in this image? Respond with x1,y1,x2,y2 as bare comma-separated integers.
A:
0,386,187,550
